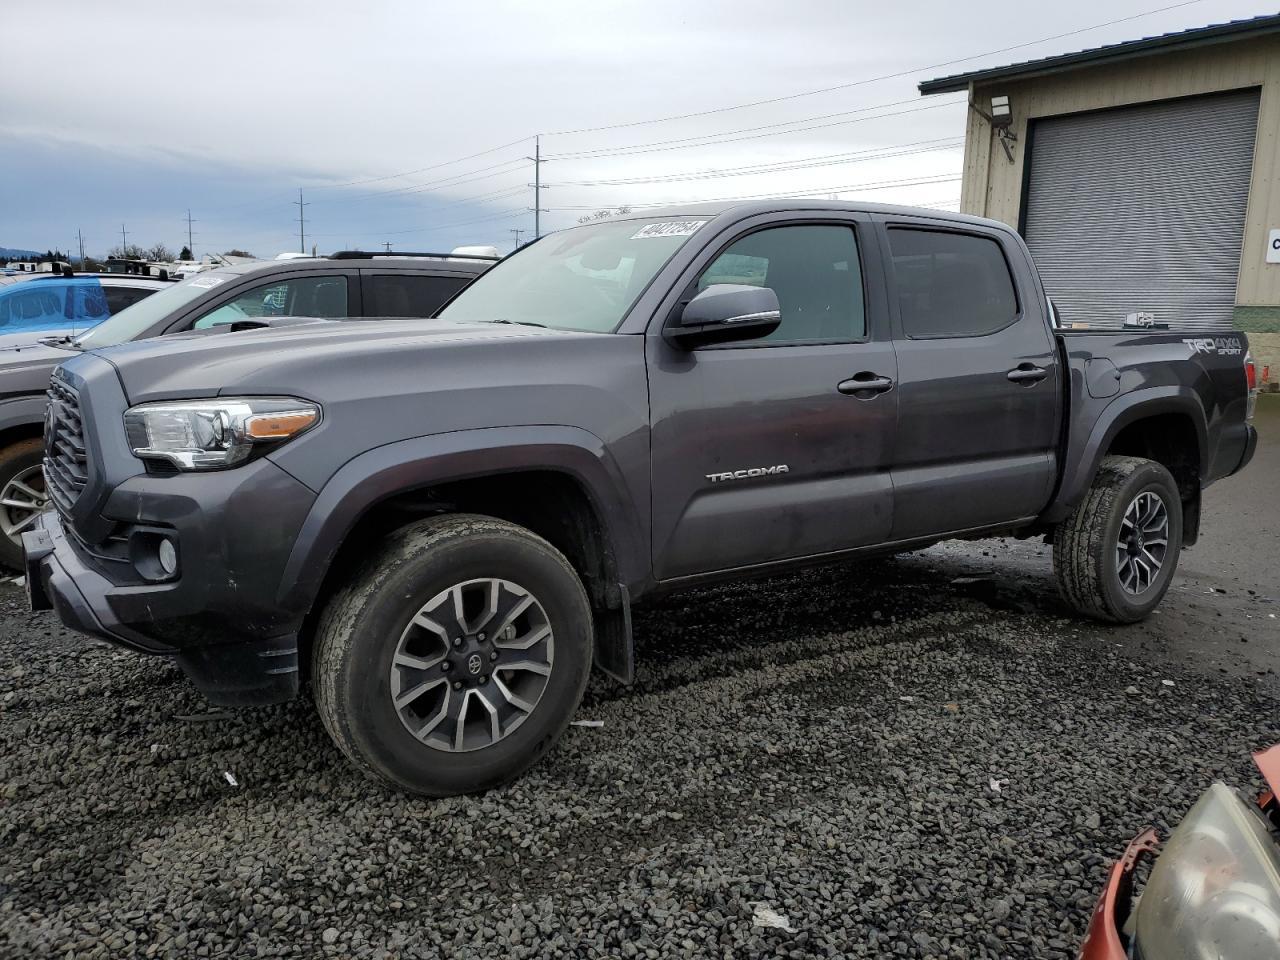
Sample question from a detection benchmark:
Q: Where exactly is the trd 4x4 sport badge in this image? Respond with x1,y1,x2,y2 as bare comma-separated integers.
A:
705,464,790,484
1183,336,1243,356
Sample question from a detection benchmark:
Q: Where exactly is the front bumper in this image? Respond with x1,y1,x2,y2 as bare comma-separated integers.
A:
24,453,318,706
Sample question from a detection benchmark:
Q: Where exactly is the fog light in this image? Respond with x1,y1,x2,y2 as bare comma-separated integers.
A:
158,538,178,576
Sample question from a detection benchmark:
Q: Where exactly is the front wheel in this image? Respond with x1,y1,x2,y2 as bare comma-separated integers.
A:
1052,455,1183,623
0,439,50,571
312,514,592,796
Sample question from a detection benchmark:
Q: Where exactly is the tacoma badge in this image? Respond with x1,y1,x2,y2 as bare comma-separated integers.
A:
705,465,790,484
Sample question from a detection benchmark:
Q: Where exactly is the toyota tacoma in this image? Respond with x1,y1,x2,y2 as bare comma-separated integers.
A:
24,201,1259,795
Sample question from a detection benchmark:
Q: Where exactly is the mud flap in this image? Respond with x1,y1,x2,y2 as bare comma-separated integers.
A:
593,583,634,684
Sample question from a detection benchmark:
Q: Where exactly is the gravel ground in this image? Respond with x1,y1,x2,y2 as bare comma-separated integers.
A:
2,400,1277,960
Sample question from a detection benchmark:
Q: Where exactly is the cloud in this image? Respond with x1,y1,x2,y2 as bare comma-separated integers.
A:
4,0,1270,254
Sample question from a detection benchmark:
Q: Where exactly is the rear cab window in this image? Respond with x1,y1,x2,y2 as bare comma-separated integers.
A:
888,228,1019,338
366,274,468,317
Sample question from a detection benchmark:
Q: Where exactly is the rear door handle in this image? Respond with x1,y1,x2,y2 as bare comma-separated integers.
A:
1007,364,1048,384
838,373,895,397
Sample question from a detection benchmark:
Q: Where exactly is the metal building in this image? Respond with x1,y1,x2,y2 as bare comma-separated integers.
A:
919,14,1280,371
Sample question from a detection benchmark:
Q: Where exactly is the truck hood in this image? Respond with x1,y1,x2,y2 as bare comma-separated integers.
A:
92,318,579,403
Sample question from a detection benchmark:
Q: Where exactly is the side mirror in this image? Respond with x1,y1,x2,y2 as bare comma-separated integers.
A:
666,283,781,350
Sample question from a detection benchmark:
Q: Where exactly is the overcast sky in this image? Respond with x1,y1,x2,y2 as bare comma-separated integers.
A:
1,0,1272,258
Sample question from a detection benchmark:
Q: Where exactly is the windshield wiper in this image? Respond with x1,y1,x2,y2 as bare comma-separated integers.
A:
482,318,549,328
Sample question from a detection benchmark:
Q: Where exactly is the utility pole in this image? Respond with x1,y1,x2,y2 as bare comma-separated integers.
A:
383,241,392,253
77,229,84,269
185,209,198,258
509,227,525,249
120,223,128,256
527,134,548,239
293,189,309,253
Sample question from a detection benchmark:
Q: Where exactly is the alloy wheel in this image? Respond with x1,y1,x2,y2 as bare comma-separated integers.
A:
0,465,49,546
389,577,554,752
1115,491,1169,595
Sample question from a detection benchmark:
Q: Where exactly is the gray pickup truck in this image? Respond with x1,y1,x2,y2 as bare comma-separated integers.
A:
25,201,1258,795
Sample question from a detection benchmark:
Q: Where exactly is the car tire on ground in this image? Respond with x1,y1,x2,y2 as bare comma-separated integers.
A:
0,438,48,571
1053,455,1183,623
312,513,593,795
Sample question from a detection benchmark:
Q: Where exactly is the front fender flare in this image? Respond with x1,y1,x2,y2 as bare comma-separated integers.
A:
0,396,47,437
274,424,646,617
1042,386,1208,523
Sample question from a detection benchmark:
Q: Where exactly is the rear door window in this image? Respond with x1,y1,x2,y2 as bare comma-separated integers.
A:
888,228,1019,338
367,274,468,317
70,281,110,327
103,285,155,315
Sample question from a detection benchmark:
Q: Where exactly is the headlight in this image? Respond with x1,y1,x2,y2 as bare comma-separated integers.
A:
1134,782,1280,958
124,397,320,470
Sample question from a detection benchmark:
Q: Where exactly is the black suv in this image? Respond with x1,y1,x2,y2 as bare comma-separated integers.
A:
0,252,492,567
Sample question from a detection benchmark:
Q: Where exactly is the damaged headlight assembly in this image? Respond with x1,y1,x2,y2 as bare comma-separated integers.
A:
1134,782,1280,958
124,398,320,470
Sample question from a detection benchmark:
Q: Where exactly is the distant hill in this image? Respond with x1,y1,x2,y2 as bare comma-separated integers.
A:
0,247,40,260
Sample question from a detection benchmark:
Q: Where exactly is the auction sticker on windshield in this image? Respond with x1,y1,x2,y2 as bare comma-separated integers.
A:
631,220,707,240
189,276,227,289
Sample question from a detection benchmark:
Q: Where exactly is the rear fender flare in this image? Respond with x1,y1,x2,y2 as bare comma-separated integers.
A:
274,425,646,617
1043,387,1208,523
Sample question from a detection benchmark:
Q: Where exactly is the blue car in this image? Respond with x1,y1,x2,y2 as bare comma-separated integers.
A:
0,274,171,340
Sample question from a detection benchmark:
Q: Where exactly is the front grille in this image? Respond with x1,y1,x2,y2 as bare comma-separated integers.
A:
44,377,89,512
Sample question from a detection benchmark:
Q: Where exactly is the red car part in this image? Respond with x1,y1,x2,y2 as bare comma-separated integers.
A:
1079,745,1280,959
1254,743,1280,815
1079,828,1160,960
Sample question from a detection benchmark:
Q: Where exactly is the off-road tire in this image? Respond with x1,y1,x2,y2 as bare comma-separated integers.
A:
312,513,592,795
1053,455,1182,623
0,439,46,571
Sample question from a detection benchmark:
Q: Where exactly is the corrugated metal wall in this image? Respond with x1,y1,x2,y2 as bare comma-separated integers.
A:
957,33,1280,313
1023,90,1259,330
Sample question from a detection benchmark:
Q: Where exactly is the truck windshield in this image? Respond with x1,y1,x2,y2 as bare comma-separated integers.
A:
73,275,231,350
437,218,708,333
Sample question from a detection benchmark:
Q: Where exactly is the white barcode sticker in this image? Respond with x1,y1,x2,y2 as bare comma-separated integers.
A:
630,220,707,240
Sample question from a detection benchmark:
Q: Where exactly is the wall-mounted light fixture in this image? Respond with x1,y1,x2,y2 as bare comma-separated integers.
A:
970,94,1017,163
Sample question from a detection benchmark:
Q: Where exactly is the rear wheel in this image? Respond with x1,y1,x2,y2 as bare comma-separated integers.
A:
0,439,49,571
312,514,592,795
1052,455,1182,623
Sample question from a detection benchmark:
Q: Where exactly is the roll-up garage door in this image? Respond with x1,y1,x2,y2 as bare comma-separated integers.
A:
1023,88,1259,331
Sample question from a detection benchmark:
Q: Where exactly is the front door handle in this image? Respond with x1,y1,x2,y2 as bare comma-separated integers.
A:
838,373,895,397
1007,364,1048,385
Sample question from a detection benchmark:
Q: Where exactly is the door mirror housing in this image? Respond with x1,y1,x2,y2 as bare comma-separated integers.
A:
666,284,781,349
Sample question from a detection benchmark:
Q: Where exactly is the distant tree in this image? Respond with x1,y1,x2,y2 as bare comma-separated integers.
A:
108,243,149,260
179,245,193,261
146,243,174,263
576,206,632,225
223,248,255,258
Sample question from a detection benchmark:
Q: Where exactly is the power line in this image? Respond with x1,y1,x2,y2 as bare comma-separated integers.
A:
548,137,964,188
307,206,530,239
546,97,966,160
545,172,963,210
307,135,535,191
541,0,1211,135
327,158,530,205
